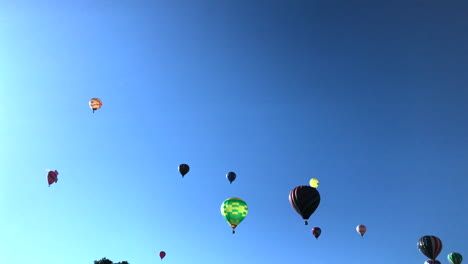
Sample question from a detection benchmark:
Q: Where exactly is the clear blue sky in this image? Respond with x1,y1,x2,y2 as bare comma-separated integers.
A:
1,1,467,263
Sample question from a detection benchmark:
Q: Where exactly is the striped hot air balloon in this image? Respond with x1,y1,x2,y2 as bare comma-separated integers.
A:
289,185,321,225
221,197,248,234
448,253,463,264
418,235,443,260
89,98,102,113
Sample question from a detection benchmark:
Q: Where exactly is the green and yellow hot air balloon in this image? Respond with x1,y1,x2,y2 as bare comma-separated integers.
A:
221,197,248,234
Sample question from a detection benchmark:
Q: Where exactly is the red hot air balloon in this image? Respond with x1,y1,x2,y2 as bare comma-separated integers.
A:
47,170,59,187
159,251,166,260
418,235,443,260
289,185,321,225
312,227,321,240
356,225,366,237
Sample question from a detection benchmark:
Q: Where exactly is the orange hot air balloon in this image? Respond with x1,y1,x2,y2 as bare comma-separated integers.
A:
356,225,367,237
89,98,102,113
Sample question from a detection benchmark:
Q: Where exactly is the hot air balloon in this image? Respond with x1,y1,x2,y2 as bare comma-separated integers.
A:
221,197,248,234
227,172,236,184
179,164,189,177
309,178,319,188
425,260,441,264
448,253,463,264
312,227,321,240
289,185,321,225
356,225,366,237
418,235,443,260
47,170,59,187
159,251,166,260
89,98,102,113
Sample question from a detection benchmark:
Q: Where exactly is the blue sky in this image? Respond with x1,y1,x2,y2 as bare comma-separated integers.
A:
1,1,467,263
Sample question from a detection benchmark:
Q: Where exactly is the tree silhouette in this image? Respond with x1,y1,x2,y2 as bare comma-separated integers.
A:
94,257,129,264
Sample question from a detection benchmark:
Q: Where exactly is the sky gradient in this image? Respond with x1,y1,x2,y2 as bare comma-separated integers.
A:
1,1,467,263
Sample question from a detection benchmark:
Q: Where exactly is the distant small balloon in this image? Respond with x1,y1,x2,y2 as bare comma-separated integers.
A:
356,225,366,237
159,251,166,260
47,170,59,187
309,178,319,188
227,172,236,184
89,98,102,113
312,227,321,240
179,164,190,177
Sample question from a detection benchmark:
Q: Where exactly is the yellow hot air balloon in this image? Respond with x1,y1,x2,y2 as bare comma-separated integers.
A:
89,98,102,113
309,178,319,188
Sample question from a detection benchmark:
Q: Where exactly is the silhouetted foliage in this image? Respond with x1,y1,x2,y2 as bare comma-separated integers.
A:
94,257,129,264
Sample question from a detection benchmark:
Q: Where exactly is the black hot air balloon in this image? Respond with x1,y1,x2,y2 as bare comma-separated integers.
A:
418,235,443,260
179,164,190,177
227,172,236,184
289,185,321,225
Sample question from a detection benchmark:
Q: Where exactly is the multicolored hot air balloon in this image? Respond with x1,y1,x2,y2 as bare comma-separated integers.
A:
47,170,59,187
221,197,248,234
312,227,321,240
356,225,366,237
89,98,102,113
227,172,236,184
448,253,463,264
425,260,441,264
418,235,443,260
309,178,319,188
179,164,189,177
289,185,321,225
159,251,166,260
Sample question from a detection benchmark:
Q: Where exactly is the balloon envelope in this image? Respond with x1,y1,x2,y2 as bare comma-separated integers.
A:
448,253,463,264
226,172,236,184
89,98,102,112
309,178,319,188
159,251,166,260
418,235,443,260
221,197,248,233
356,225,366,236
178,164,190,177
47,170,59,186
312,227,321,239
289,185,321,225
